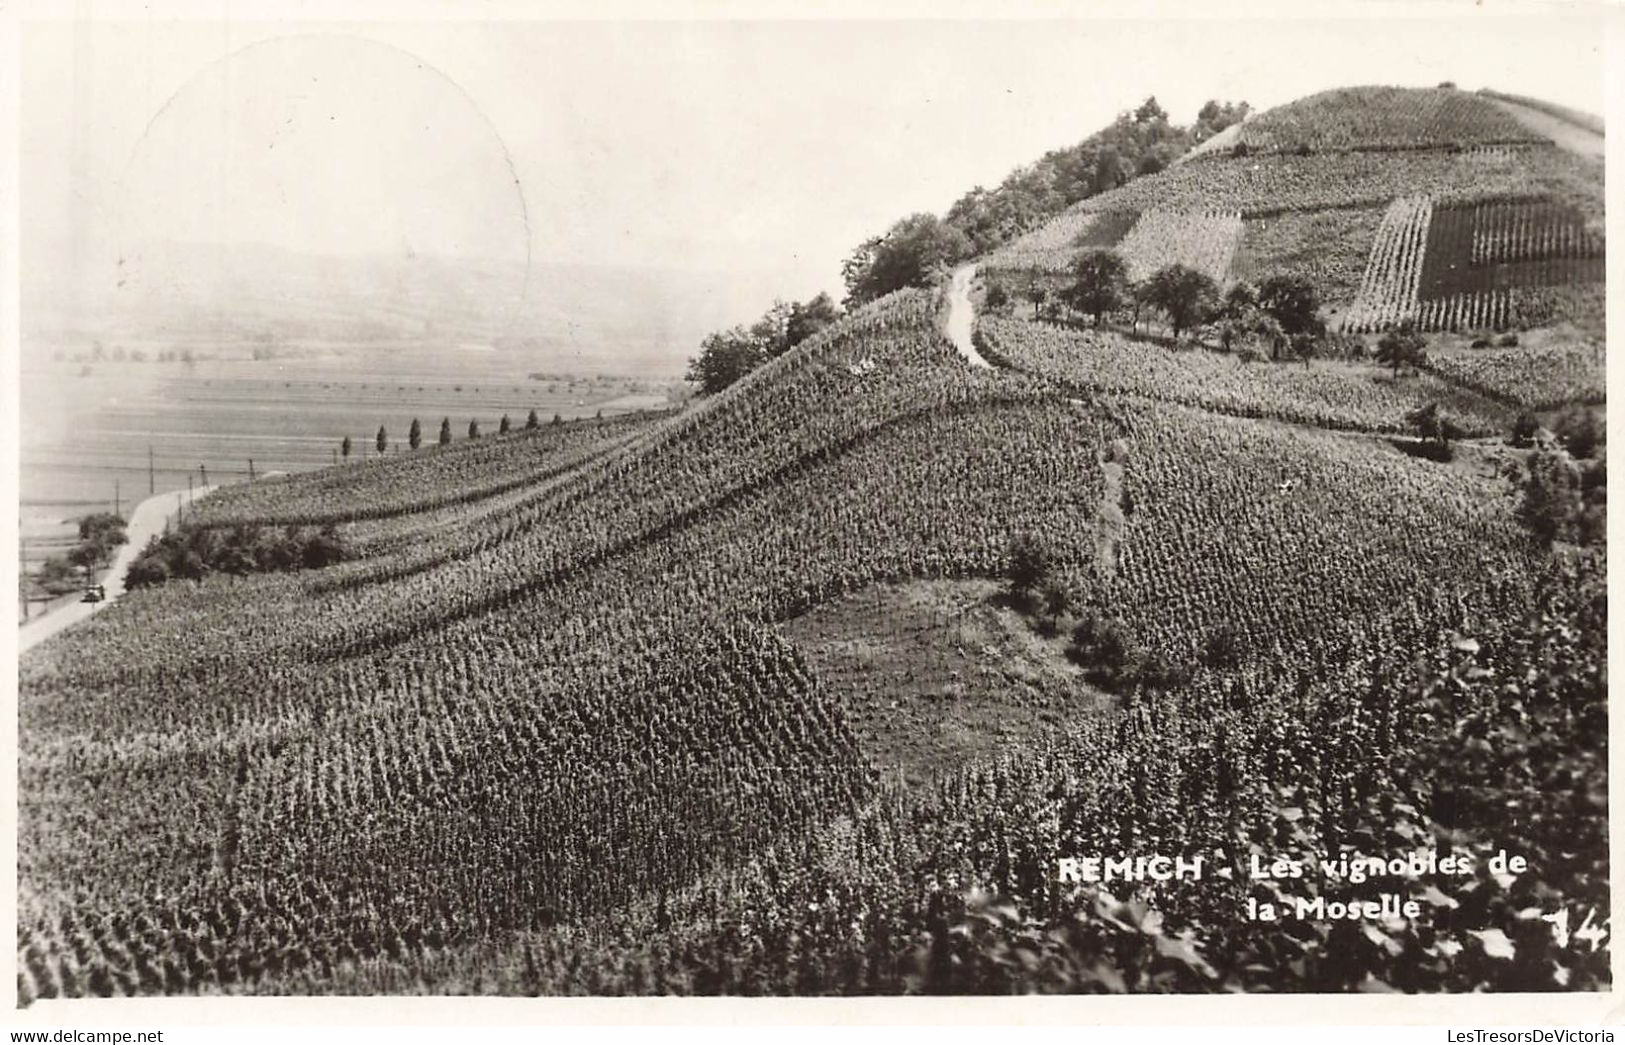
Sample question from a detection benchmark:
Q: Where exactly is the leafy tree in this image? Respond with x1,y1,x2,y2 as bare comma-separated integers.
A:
553,413,563,426
67,542,103,570
408,418,422,450
1376,323,1428,376
1026,282,1051,321
686,327,765,396
1065,249,1129,326
1039,577,1072,619
785,293,841,348
438,418,452,447
750,300,795,358
842,213,971,307
1138,264,1219,339
1257,275,1325,344
1223,280,1259,318
77,513,127,554
527,408,540,430
1405,402,1464,454
499,414,511,436
984,281,1012,314
341,435,352,460
1067,611,1138,689
1518,447,1584,546
468,419,481,440
1192,99,1251,142
376,426,387,455
123,548,170,590
1005,532,1052,597
1553,408,1603,459
1511,412,1541,448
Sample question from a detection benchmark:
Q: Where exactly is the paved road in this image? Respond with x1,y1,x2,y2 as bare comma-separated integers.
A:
946,263,993,369
19,485,217,655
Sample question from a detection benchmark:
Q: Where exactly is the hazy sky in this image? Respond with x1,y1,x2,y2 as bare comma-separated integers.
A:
21,1,1611,321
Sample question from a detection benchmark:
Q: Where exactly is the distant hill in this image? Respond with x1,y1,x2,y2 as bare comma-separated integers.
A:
984,85,1604,336
23,241,753,376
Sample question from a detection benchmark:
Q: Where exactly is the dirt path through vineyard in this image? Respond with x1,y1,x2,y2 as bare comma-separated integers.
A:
945,264,992,368
1096,439,1129,580
19,484,217,655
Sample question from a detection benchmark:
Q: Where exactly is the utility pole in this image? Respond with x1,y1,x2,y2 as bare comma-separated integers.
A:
200,464,208,489
248,458,255,481
114,480,120,518
187,474,193,517
148,445,155,495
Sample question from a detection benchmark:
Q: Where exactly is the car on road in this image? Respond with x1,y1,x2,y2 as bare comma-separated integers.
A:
80,584,106,604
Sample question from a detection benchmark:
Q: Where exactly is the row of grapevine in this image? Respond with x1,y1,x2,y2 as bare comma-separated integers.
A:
1415,290,1518,333
1114,209,1243,284
1229,86,1549,154
1068,145,1597,223
978,316,1510,436
1424,344,1605,410
191,411,664,528
1469,200,1602,265
982,209,1138,275
1340,196,1432,332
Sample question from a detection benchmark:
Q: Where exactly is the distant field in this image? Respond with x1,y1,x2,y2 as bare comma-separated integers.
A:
18,354,677,569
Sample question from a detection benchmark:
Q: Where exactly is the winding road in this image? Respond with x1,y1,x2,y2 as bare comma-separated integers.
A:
19,485,217,655
946,263,992,369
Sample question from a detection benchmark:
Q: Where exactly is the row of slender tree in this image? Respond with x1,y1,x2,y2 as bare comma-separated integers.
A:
338,409,569,459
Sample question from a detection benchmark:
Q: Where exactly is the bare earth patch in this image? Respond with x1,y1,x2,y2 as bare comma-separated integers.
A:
1096,438,1129,581
783,579,1112,788
1485,98,1604,160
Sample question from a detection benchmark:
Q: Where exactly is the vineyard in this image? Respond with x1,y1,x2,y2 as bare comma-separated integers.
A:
1424,344,1605,411
1230,204,1384,308
1070,145,1599,222
16,81,1609,1000
983,209,1139,275
1223,86,1550,155
1341,196,1434,333
1339,195,1605,333
1113,209,1243,284
976,86,1600,331
977,316,1512,437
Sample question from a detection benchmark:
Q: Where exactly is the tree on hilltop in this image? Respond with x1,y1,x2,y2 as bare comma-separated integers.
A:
409,418,422,451
438,418,452,447
841,213,971,308
1065,249,1129,327
785,293,841,348
376,426,388,455
468,419,481,440
341,435,352,460
499,414,511,436
1139,264,1220,340
1192,100,1251,143
527,408,540,430
686,327,766,396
